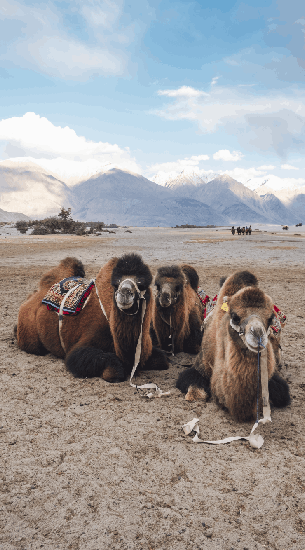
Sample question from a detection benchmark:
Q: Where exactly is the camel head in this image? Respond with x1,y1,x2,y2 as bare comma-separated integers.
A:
154,266,185,309
111,253,152,313
227,286,275,352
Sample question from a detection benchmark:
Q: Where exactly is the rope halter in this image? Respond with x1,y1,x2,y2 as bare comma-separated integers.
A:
115,278,146,316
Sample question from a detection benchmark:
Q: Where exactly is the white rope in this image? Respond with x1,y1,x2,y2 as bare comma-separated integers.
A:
58,284,82,353
93,279,108,321
129,298,170,399
182,347,271,449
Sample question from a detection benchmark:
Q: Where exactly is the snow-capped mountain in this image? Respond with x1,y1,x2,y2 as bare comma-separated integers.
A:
0,160,303,225
151,169,218,189
72,168,227,226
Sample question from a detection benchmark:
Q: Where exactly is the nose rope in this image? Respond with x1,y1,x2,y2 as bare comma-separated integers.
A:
256,336,265,425
158,309,175,356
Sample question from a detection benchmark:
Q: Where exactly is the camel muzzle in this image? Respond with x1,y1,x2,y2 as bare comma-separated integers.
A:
158,283,181,308
115,279,137,310
242,315,268,352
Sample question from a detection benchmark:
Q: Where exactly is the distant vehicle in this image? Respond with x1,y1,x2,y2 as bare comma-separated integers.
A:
282,225,289,230
296,223,302,227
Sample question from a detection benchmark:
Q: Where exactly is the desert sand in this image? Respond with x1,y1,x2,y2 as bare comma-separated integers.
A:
1,225,305,550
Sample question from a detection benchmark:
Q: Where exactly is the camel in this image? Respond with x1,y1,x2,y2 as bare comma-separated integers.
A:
17,254,169,382
282,226,289,230
231,226,235,235
176,270,290,421
236,226,242,235
152,264,203,355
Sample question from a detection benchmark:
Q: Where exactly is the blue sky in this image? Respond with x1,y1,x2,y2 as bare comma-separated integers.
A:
1,0,305,189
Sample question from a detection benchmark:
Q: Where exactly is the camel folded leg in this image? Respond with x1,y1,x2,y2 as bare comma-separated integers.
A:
176,366,211,400
65,346,126,382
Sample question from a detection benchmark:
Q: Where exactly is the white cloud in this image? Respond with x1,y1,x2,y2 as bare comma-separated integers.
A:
190,155,209,161
25,37,124,79
0,113,141,182
0,0,136,79
147,153,209,176
157,86,208,98
154,84,305,157
281,164,299,170
258,165,276,170
211,77,220,86
213,149,243,161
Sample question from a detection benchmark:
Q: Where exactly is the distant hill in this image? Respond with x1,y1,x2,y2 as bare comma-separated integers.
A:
72,168,227,225
0,160,302,225
0,160,75,218
0,208,30,222
255,184,305,223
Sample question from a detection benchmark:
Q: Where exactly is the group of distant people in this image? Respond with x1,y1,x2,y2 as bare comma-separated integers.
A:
231,225,252,235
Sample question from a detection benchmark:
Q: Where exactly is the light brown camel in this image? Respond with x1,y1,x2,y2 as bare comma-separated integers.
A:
176,270,290,421
17,254,168,382
152,264,203,355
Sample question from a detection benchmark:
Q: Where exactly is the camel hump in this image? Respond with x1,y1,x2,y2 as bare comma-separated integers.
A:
221,270,258,298
181,265,199,291
59,257,85,277
40,257,85,289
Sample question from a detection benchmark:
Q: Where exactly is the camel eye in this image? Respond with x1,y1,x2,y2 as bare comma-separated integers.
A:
231,312,240,325
156,283,160,291
137,283,145,291
175,285,181,293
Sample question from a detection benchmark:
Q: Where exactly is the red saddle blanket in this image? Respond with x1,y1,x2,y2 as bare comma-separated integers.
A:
42,277,95,315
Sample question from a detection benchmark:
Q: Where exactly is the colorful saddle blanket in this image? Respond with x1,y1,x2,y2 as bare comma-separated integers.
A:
42,277,95,315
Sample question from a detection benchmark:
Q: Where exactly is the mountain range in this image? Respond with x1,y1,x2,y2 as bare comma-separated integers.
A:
0,160,304,226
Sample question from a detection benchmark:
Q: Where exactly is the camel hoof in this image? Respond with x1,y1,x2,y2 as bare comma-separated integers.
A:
185,385,207,402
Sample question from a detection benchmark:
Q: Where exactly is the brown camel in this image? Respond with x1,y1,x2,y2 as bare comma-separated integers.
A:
152,264,203,355
17,254,168,382
176,270,290,421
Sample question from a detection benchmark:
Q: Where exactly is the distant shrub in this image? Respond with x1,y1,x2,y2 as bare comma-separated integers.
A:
16,220,29,234
31,225,50,235
15,207,106,236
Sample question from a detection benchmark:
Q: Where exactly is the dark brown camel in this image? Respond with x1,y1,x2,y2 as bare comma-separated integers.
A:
152,264,203,355
17,254,168,382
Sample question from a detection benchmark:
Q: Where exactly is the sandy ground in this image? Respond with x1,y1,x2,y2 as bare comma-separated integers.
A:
1,226,305,550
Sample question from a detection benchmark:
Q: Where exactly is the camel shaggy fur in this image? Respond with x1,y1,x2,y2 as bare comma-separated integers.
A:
176,270,290,421
17,254,168,382
152,264,203,355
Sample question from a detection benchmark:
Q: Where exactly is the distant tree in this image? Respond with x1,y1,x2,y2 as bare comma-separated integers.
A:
58,207,72,222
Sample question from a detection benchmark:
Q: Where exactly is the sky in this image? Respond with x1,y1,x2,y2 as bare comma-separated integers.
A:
1,0,305,190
